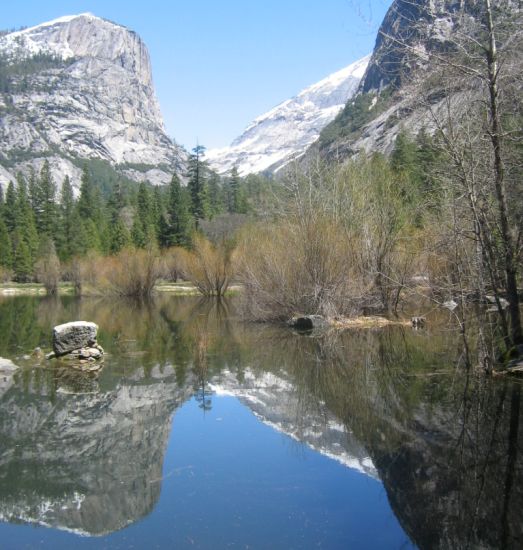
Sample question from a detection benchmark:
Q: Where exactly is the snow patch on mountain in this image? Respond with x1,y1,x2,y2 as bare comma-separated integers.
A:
207,55,370,176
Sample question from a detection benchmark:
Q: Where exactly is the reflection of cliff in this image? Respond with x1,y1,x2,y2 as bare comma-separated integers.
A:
251,329,523,550
1,295,522,548
0,365,193,536
361,381,523,550
210,368,377,477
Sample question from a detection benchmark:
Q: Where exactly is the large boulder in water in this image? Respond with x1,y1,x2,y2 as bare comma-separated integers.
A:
0,357,19,398
53,321,98,356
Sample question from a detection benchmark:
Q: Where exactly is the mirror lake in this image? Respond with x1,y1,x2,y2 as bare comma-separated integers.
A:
0,294,522,549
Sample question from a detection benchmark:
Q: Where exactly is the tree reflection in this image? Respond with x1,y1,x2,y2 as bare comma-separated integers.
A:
0,294,521,547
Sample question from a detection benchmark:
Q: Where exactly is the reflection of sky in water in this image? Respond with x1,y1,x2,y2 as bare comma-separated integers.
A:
0,395,413,549
157,396,411,549
0,295,521,549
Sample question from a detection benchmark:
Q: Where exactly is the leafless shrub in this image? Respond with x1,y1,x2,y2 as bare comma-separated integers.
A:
0,267,13,283
237,216,365,321
35,238,61,295
68,248,160,298
174,234,236,296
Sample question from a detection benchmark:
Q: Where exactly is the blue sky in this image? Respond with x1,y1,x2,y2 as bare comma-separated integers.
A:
1,1,392,150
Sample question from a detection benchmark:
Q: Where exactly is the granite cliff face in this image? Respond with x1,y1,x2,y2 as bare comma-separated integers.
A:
0,13,183,192
360,0,469,94
316,0,521,160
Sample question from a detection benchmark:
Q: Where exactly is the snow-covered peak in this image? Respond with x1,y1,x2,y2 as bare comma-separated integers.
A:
0,13,143,78
207,54,370,176
209,368,377,478
298,55,369,96
6,13,100,39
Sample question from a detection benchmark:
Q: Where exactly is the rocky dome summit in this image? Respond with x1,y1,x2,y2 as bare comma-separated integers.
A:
0,13,183,192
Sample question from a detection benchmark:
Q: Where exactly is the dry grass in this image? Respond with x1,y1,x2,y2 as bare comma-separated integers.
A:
330,316,411,328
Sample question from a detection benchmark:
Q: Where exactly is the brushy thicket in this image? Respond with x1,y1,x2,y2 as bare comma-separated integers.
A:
67,247,161,297
172,234,237,296
235,155,431,321
34,238,61,295
237,217,362,321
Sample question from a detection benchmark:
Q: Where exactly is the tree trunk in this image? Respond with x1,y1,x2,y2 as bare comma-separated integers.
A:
484,0,522,346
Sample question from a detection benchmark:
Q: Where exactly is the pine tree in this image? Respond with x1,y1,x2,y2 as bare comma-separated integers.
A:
391,130,421,182
77,165,94,220
57,176,76,260
15,174,39,265
109,217,131,254
188,145,209,220
132,181,156,248
82,218,102,253
28,167,38,211
11,231,32,282
131,216,146,248
76,166,104,251
152,186,164,242
207,172,224,217
3,181,17,233
160,173,193,248
227,166,247,213
68,209,89,257
0,218,12,269
33,160,57,237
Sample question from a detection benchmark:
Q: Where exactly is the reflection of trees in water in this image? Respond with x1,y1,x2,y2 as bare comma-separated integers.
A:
232,326,522,549
1,295,521,547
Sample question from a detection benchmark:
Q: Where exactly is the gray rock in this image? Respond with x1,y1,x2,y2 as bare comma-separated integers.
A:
77,347,102,360
411,316,426,328
52,322,98,357
0,14,184,193
0,358,19,398
288,315,329,330
0,357,19,374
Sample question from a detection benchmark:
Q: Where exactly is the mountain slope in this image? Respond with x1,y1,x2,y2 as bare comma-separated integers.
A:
316,0,522,160
207,55,369,176
0,13,183,192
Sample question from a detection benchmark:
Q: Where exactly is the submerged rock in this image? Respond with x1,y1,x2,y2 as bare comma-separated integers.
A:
53,322,98,357
288,315,329,330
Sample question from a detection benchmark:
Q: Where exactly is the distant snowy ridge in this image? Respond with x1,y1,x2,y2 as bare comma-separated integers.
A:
207,55,370,176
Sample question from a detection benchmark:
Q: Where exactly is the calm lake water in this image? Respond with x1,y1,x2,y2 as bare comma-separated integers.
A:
0,295,522,549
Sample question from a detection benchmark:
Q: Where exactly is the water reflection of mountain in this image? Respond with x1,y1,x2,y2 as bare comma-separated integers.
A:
0,365,193,536
255,331,523,550
0,295,521,548
210,368,377,477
